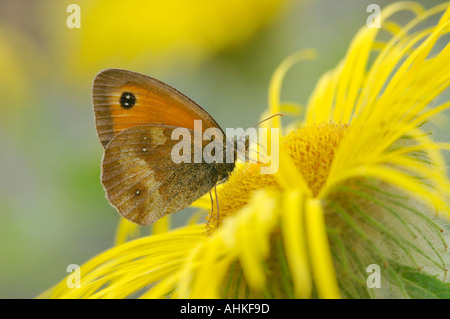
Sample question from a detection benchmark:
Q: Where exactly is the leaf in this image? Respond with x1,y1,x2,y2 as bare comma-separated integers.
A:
390,262,450,299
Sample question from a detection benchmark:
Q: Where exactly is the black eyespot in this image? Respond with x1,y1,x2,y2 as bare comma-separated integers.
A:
120,92,136,109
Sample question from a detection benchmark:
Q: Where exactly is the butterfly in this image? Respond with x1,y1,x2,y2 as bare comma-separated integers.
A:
92,69,238,226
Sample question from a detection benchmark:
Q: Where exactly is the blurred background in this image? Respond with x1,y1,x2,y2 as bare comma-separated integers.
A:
0,0,446,298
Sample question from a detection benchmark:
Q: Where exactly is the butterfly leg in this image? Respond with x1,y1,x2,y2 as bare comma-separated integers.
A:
214,184,219,228
212,178,229,227
208,190,214,223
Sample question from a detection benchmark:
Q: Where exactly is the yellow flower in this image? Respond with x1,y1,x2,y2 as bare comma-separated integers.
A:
49,0,289,80
43,2,450,299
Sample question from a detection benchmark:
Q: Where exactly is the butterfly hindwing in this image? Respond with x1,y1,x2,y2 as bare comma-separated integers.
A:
101,125,218,225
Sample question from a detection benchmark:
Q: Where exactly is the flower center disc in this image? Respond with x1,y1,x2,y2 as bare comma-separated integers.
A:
206,122,349,233
283,122,349,196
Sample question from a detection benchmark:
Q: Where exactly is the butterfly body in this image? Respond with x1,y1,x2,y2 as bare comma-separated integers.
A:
93,69,235,226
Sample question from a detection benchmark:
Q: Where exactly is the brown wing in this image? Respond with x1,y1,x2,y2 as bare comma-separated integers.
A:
93,68,222,148
101,125,218,226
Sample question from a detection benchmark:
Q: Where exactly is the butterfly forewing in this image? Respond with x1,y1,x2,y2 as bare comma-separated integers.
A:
101,125,218,225
93,69,222,148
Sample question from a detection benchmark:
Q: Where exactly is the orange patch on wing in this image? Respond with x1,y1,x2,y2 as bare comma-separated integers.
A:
107,83,203,133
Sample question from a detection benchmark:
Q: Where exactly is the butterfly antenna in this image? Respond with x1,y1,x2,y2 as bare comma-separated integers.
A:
233,114,283,165
249,148,266,162
208,191,214,223
236,113,283,143
249,113,284,129
214,184,220,228
242,140,269,162
236,113,283,160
